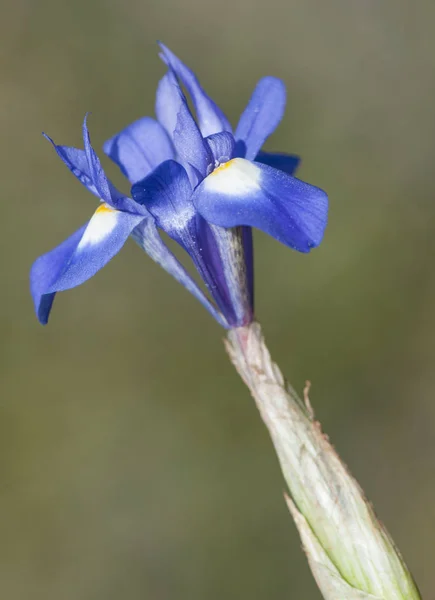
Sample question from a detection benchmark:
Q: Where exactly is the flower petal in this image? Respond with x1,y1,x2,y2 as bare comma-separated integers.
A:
241,225,254,310
132,219,228,328
44,117,125,205
155,72,180,137
43,135,100,198
82,114,113,202
30,204,144,324
205,131,235,167
192,158,328,252
103,117,175,184
131,160,194,244
158,42,232,137
131,160,245,326
255,151,300,176
235,77,286,161
30,225,86,325
200,223,253,327
156,70,212,177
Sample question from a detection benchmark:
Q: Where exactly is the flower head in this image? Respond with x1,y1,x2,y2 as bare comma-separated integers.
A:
30,44,328,327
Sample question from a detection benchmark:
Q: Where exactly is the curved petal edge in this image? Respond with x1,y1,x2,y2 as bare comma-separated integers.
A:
30,205,144,324
192,158,328,252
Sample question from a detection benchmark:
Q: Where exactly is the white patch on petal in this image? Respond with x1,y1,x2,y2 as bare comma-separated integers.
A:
171,203,195,231
77,203,119,250
204,158,261,196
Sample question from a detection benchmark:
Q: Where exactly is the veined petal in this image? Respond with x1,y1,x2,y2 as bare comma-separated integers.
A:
235,77,286,161
103,117,175,184
132,219,228,328
200,223,253,327
158,42,232,137
30,204,144,324
256,151,300,176
192,158,328,252
205,131,235,168
242,225,254,311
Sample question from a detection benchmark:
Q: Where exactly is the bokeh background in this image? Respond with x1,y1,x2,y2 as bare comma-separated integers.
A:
2,0,435,598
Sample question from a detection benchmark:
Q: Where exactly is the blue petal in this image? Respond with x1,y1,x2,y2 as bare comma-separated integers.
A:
173,102,212,179
30,205,144,324
131,161,244,326
205,132,235,168
43,135,100,198
155,72,180,137
132,219,228,328
235,77,286,161
158,43,232,137
82,114,113,202
192,158,328,252
156,70,212,177
255,151,300,176
30,225,86,324
45,118,125,205
131,160,194,244
103,117,175,184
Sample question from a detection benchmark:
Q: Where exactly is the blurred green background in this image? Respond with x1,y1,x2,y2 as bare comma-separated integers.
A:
2,0,435,598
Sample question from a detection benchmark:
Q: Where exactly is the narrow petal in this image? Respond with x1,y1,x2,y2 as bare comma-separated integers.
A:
156,70,212,177
235,77,286,161
201,223,253,327
241,225,254,311
132,161,244,325
132,219,228,328
173,99,212,178
30,204,144,324
158,42,232,137
205,131,235,168
155,72,180,137
255,151,300,176
82,115,112,202
192,158,328,252
103,117,175,184
44,118,124,205
43,135,100,198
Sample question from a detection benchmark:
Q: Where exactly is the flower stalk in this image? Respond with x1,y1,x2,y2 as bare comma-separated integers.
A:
226,322,421,600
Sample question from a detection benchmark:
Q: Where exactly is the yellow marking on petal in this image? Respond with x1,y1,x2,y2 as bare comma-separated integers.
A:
96,202,115,214
210,159,235,176
205,158,261,196
77,203,119,250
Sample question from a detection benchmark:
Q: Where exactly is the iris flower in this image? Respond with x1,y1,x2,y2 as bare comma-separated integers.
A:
30,43,328,328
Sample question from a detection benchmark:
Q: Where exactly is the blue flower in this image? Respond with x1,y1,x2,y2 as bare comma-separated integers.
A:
30,44,328,328
30,116,227,326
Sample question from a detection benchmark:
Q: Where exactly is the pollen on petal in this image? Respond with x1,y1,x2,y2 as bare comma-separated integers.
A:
205,158,261,196
77,204,119,249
